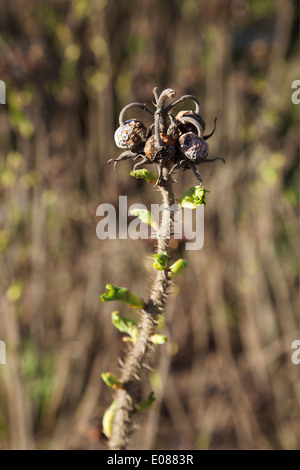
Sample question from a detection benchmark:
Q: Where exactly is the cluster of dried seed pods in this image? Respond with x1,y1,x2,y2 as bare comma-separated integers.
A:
108,87,225,185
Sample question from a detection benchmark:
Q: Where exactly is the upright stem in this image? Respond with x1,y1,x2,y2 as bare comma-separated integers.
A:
109,169,174,450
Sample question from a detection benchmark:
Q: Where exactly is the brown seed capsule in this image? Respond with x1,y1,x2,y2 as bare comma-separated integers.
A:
114,119,147,151
176,110,206,132
179,132,209,162
144,135,158,161
144,135,175,162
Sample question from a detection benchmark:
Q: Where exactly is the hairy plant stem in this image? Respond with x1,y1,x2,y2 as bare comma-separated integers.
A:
109,167,175,450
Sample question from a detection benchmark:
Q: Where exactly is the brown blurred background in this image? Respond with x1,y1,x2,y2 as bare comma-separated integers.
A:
0,0,299,450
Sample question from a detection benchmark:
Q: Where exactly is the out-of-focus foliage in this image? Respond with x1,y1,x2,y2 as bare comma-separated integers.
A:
0,0,298,450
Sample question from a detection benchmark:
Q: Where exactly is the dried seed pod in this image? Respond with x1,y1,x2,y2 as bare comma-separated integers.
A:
176,110,206,132
179,132,209,162
144,135,175,162
114,119,147,151
144,135,159,162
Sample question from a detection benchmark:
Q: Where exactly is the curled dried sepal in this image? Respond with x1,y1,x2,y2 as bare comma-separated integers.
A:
150,334,167,345
136,391,156,412
169,259,188,279
129,208,157,230
101,284,144,308
156,88,176,109
111,311,139,343
153,252,168,270
102,400,118,439
165,94,201,114
176,110,206,132
179,186,210,208
118,102,154,126
101,372,124,390
130,169,157,184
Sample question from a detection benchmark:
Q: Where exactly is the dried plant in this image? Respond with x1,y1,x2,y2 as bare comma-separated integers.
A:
100,87,224,449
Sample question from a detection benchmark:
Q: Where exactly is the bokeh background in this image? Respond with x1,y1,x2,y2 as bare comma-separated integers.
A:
0,0,299,450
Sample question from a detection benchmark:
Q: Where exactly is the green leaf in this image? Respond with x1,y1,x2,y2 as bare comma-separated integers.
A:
129,208,157,229
150,334,167,345
102,400,117,439
136,392,156,411
101,284,144,308
111,311,139,342
130,169,157,184
153,252,168,270
101,372,124,390
157,313,166,328
122,336,134,343
180,186,210,208
169,259,188,278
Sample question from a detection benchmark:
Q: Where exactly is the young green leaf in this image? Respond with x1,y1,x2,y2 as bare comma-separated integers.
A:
101,284,144,308
102,400,118,439
157,313,166,328
169,259,188,278
150,334,167,345
111,311,139,342
129,208,157,230
153,252,168,270
130,168,157,184
101,372,124,390
122,336,134,343
179,186,210,208
136,391,156,411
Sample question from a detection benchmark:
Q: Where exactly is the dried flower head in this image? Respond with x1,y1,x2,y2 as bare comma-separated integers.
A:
108,87,225,186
